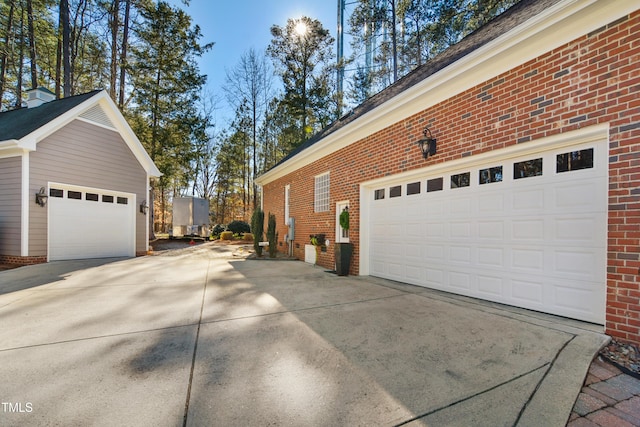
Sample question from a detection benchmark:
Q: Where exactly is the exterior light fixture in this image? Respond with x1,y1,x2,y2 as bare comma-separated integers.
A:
416,127,437,159
35,187,48,207
140,200,149,214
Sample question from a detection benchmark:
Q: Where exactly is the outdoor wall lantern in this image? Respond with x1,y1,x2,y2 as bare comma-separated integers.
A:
140,200,149,214
35,187,48,207
416,127,437,159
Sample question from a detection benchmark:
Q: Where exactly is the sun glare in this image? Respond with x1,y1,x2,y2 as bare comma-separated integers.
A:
294,20,308,37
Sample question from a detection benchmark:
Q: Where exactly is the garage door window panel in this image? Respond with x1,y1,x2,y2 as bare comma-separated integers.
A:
514,158,543,179
451,172,470,189
390,185,402,198
86,193,99,201
68,191,82,200
407,182,421,195
480,166,503,184
557,148,593,173
50,188,63,198
103,195,114,203
117,197,128,205
374,189,385,200
427,177,443,192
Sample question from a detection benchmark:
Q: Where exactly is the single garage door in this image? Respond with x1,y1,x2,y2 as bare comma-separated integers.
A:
367,137,607,323
49,184,135,261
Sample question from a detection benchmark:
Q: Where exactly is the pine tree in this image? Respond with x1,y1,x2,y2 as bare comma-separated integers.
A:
127,0,213,231
267,16,336,144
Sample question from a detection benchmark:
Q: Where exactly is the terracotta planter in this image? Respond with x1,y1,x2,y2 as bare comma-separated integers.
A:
334,243,352,276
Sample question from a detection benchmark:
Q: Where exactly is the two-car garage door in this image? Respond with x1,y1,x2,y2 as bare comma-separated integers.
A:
48,184,135,261
366,133,607,323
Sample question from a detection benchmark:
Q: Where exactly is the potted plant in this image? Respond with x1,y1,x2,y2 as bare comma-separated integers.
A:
335,207,352,276
309,233,326,265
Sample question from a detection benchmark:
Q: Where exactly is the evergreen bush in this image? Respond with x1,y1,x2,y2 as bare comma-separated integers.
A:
251,208,265,257
267,213,278,258
227,220,250,234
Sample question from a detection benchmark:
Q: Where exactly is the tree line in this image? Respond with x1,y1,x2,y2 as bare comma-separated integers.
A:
0,0,518,230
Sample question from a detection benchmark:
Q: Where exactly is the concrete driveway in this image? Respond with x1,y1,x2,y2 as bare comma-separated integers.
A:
0,243,607,426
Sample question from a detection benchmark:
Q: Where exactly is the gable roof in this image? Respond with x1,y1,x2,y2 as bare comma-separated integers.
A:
0,90,161,178
256,0,637,186
0,90,101,141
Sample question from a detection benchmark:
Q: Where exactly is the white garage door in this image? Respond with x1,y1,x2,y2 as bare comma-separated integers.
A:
367,137,607,323
49,184,135,261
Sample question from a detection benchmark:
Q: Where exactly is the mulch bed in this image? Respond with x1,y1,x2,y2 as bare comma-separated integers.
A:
599,339,640,379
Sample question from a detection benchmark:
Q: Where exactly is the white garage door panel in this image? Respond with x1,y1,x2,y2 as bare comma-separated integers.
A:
368,140,606,323
49,185,135,261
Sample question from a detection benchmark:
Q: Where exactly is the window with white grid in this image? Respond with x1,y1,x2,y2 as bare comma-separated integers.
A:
314,172,330,212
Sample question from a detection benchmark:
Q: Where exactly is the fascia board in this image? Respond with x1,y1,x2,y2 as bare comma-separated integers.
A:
0,137,35,158
256,0,636,186
0,139,20,148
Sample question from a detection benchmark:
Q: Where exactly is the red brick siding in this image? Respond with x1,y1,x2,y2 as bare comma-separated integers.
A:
262,12,640,342
0,255,47,266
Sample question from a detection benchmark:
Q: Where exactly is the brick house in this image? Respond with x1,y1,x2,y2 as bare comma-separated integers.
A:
256,0,640,343
0,89,161,265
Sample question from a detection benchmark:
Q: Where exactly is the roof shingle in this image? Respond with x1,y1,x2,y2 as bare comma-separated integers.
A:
0,90,101,141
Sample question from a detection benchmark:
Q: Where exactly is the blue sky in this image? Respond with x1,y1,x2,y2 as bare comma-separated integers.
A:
169,1,339,121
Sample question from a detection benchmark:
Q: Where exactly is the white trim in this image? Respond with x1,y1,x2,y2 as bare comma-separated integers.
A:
256,0,636,186
21,152,29,256
76,116,118,132
358,123,610,276
144,174,150,253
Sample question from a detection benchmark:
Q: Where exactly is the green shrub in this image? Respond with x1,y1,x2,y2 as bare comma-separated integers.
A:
267,213,278,258
220,231,233,241
227,220,250,235
251,208,264,257
211,224,226,239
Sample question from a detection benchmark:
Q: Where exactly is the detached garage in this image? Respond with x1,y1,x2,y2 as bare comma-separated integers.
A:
0,88,161,264
257,0,640,343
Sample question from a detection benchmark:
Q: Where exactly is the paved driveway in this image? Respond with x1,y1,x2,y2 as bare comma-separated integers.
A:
0,244,607,426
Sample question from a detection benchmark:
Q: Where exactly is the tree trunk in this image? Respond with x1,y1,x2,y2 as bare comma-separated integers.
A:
390,0,397,83
109,0,119,100
27,0,37,89
60,0,71,97
118,0,130,108
15,3,24,108
55,24,61,98
0,0,15,105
